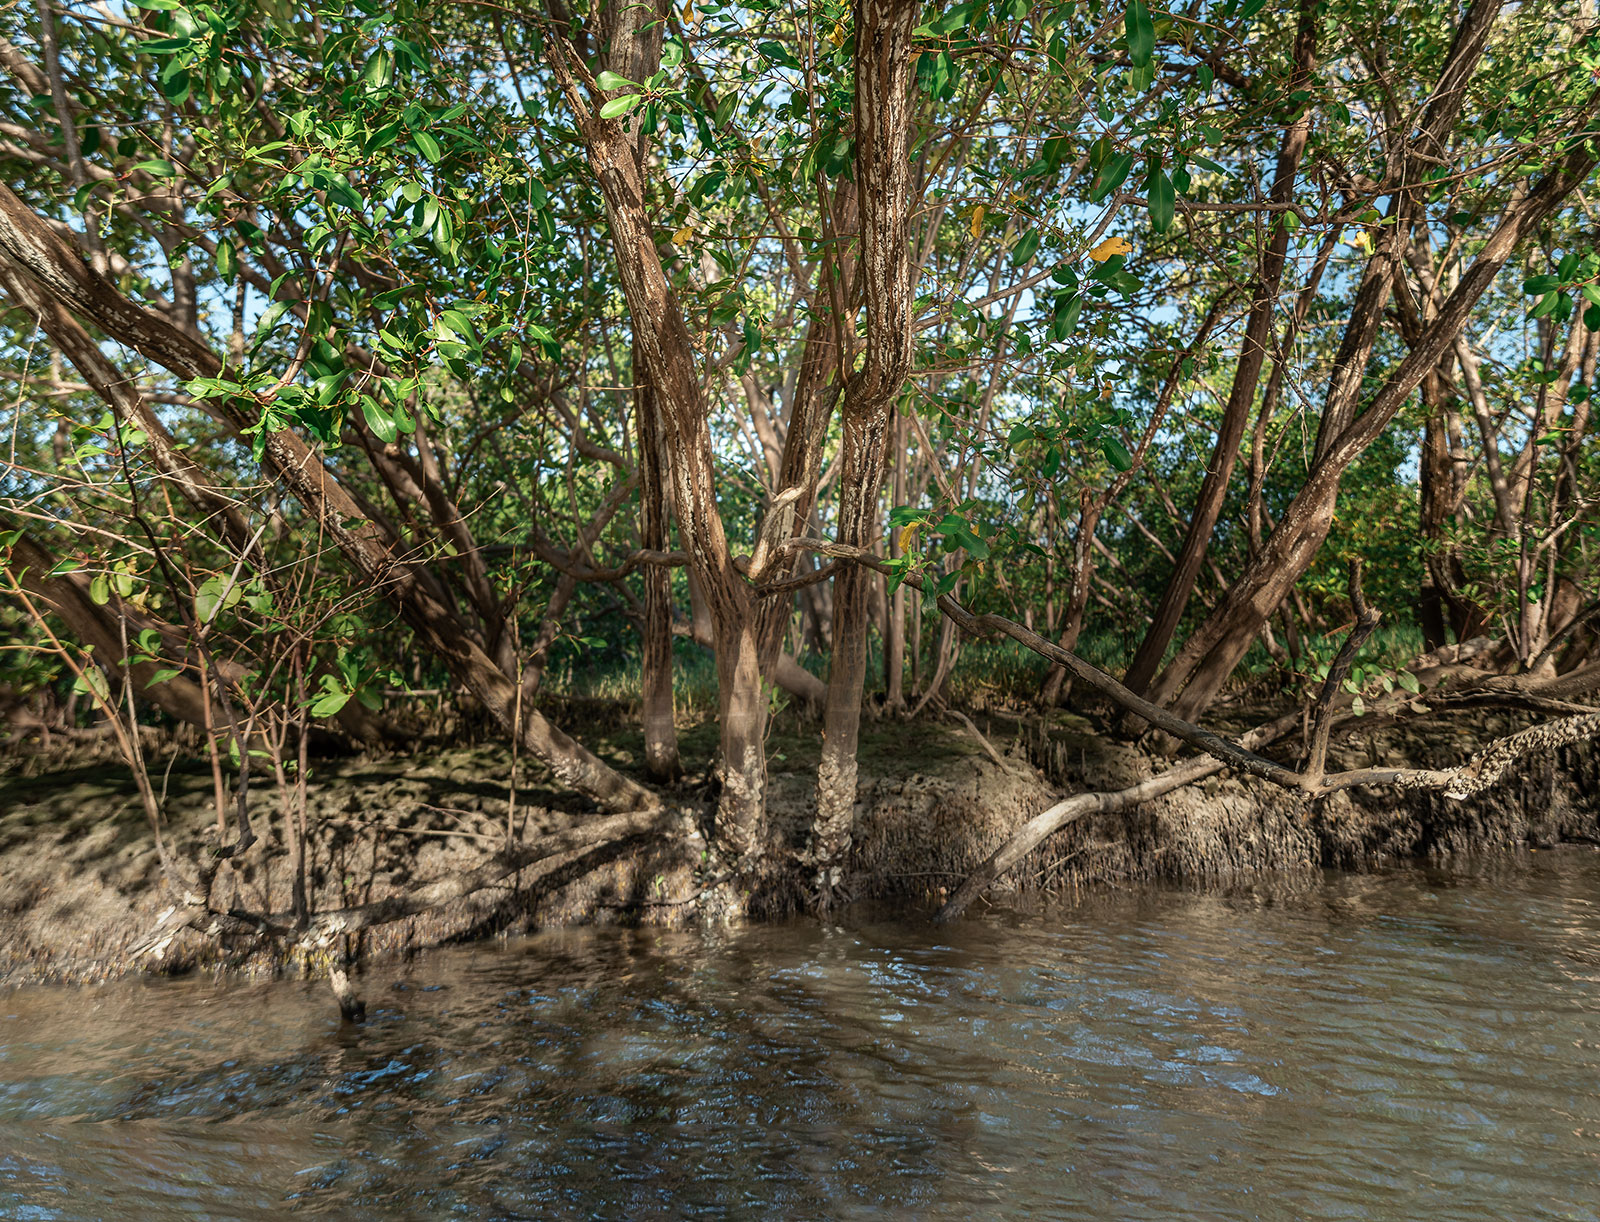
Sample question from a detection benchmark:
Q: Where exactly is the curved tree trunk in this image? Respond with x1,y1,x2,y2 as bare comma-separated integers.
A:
0,183,657,814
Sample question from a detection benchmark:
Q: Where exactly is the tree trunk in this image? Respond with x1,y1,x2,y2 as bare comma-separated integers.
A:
1149,145,1596,721
885,412,907,711
809,0,920,905
634,340,681,781
1123,0,1317,697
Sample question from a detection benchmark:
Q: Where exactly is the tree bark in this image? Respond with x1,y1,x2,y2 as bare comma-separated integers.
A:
810,0,921,904
885,410,907,711
1148,142,1596,722
1123,0,1318,697
633,339,681,781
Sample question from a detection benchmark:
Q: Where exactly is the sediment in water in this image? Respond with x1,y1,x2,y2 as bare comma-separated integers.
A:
2,708,1595,986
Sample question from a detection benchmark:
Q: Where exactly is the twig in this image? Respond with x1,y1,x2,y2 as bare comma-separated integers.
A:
1304,560,1382,785
947,708,1009,770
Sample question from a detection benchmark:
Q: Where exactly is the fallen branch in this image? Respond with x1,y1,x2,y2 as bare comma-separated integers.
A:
788,537,1600,799
934,707,1600,922
778,540,1600,920
948,709,1010,770
934,708,1304,923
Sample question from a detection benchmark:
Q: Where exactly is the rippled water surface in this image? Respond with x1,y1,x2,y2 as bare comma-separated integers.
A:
4,853,1600,1219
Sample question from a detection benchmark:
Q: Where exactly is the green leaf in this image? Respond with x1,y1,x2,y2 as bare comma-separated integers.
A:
1088,151,1134,203
250,300,292,355
757,40,801,69
195,575,242,622
73,667,111,702
133,158,177,178
311,372,347,404
1102,437,1134,471
1011,228,1042,266
363,396,399,444
310,690,351,718
361,48,394,88
89,572,111,606
595,70,638,91
145,668,182,688
1125,0,1155,69
438,308,476,341
323,176,364,211
1530,292,1563,319
215,239,236,279
1146,167,1174,233
600,94,644,120
411,130,442,163
1052,294,1082,339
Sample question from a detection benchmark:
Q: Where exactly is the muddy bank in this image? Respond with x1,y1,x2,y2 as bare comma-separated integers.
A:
2,708,1596,986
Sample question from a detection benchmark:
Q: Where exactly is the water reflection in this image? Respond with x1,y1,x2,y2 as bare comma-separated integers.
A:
3,854,1600,1219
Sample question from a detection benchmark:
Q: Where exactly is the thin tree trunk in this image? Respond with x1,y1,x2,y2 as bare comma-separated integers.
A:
885,411,907,711
1123,0,1317,697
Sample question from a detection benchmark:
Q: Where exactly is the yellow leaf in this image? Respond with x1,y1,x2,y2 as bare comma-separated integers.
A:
897,523,918,553
1087,235,1133,262
672,226,694,246
1350,230,1374,255
829,21,846,47
969,204,985,240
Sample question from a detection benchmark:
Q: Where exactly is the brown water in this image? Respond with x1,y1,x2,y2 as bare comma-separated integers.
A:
3,854,1600,1220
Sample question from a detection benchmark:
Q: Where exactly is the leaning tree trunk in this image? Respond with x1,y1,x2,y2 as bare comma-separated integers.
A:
1151,144,1597,722
0,187,657,812
1123,0,1316,698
